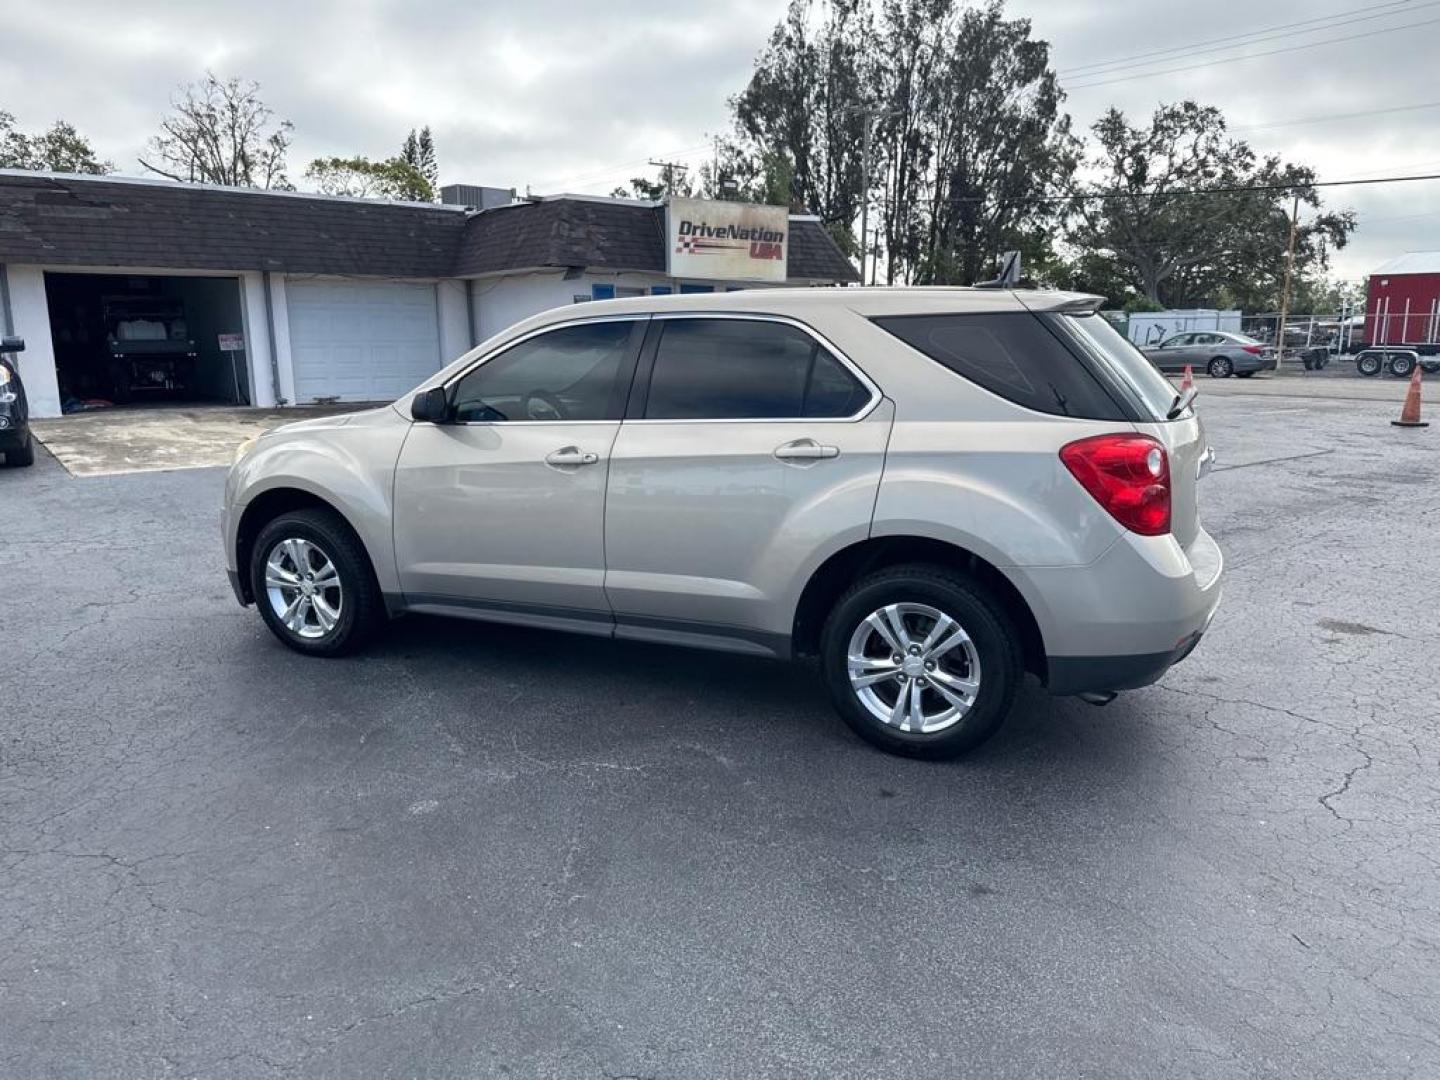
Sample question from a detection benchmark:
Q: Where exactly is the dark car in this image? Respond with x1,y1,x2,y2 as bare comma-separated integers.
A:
0,337,34,468
1142,331,1277,379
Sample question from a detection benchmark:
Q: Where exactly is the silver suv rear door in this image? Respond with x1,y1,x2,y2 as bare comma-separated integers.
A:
602,314,892,655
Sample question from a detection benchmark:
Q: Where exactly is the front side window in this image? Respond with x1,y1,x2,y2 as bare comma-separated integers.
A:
452,321,637,423
644,319,870,420
1162,334,1191,348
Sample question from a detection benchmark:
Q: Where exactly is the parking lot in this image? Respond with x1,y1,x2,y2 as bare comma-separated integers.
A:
2,381,1437,1078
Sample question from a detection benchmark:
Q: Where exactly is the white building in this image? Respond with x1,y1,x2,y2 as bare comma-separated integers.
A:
0,172,858,418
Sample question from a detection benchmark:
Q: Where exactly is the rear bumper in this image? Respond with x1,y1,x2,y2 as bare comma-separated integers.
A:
1234,353,1276,373
1046,628,1207,695
1017,526,1224,694
0,416,27,450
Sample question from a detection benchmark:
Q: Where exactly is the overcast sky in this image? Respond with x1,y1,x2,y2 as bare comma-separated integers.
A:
1,0,1436,281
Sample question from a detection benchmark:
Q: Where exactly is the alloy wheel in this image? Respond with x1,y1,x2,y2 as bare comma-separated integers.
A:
264,537,343,640
846,602,982,734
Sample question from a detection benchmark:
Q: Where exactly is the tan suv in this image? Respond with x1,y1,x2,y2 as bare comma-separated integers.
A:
223,288,1222,757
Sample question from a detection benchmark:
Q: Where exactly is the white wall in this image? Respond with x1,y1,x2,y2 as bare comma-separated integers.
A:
4,265,61,418
436,278,472,362
473,272,588,343
240,272,280,408
471,269,788,346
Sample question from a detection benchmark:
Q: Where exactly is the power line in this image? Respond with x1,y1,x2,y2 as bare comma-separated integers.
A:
1229,100,1440,133
1067,15,1440,90
647,158,690,196
531,143,710,191
937,170,1440,206
1057,0,1428,77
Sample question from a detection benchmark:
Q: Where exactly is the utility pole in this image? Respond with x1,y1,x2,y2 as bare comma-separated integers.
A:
1275,193,1301,376
648,159,689,199
843,106,900,286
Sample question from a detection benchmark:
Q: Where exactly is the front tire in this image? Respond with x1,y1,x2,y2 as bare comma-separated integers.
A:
2,433,34,467
249,508,385,656
1207,356,1233,378
1357,353,1383,377
820,564,1022,759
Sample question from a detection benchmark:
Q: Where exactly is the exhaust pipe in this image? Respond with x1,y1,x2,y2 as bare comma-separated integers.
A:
1077,691,1118,707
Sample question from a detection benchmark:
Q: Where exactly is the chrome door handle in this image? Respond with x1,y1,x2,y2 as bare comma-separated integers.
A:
774,438,840,462
545,446,599,467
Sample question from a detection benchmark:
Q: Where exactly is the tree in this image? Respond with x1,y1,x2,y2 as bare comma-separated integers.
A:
401,127,439,195
726,0,871,254
610,168,694,200
726,0,1073,278
1066,102,1355,309
304,156,435,201
140,73,293,189
873,0,1076,284
0,111,111,174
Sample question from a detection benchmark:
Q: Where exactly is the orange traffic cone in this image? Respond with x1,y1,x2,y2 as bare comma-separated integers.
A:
1180,365,1194,393
1391,365,1428,428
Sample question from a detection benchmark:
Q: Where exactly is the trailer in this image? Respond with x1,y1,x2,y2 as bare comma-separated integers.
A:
1353,347,1440,378
1348,253,1440,375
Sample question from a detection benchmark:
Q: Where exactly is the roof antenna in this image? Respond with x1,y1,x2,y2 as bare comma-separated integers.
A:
974,250,1021,289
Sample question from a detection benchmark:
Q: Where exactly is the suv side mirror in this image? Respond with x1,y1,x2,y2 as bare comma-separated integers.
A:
410,387,449,424
1,335,24,353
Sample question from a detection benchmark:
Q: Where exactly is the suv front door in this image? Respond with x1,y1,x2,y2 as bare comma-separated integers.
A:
392,317,645,626
602,315,893,655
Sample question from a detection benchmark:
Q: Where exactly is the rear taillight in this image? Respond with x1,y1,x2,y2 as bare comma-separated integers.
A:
1060,434,1171,536
1241,345,1264,355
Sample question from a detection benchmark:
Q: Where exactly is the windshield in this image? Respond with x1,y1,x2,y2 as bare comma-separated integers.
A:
1058,313,1180,421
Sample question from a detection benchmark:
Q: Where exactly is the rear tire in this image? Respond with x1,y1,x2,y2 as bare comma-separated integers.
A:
819,564,1022,759
1389,354,1416,378
1357,353,1383,377
2,434,34,467
1207,357,1233,378
249,508,385,657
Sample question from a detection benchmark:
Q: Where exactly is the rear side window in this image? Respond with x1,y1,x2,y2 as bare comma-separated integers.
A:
873,312,1126,420
643,319,871,420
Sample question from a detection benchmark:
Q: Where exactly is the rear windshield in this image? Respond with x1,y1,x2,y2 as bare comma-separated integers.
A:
1051,313,1180,421
872,312,1127,420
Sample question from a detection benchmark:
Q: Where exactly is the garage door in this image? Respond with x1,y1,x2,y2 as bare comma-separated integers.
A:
287,280,442,402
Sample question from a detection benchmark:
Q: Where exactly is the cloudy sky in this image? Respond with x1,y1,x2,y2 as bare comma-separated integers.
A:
0,0,1436,280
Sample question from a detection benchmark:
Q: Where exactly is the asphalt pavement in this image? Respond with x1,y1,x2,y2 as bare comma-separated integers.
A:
1,389,1437,1079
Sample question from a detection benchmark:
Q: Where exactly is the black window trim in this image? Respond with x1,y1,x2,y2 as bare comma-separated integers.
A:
624,312,882,424
440,314,650,426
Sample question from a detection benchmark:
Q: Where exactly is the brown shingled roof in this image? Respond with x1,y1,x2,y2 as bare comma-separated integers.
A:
0,172,857,284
